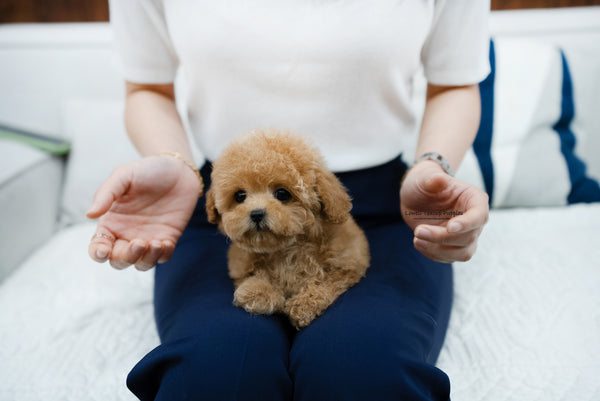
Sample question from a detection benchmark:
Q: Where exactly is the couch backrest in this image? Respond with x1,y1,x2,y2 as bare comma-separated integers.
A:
489,7,600,181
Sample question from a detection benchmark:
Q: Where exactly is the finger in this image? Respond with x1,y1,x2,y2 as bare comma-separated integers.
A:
88,228,116,263
134,241,163,271
415,224,482,247
157,240,176,264
109,239,147,270
85,166,132,219
413,238,478,263
447,192,489,234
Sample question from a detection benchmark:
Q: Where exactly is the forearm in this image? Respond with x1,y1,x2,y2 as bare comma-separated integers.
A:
415,84,481,172
124,82,195,162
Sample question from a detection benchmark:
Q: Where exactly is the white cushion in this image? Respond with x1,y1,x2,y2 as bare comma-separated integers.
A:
453,38,600,207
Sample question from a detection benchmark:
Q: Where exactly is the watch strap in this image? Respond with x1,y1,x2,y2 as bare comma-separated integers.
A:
414,152,455,177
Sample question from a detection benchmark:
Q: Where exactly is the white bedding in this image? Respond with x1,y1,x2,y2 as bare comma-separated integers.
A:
1,203,599,400
437,204,600,400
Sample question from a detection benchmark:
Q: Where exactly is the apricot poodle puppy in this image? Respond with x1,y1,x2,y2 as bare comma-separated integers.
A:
205,130,370,329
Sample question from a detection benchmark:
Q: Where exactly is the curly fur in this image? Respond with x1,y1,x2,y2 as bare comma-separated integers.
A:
206,129,370,329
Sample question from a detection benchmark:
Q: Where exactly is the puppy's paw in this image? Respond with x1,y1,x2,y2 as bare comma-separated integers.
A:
233,278,285,315
285,294,327,329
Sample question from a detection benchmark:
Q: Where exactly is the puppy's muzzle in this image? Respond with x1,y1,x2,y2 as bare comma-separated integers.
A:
250,209,267,231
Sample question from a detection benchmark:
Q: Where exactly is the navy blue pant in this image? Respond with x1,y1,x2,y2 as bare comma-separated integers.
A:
127,157,453,400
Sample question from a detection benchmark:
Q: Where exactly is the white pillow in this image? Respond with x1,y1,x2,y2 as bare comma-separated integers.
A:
454,38,600,207
59,99,140,225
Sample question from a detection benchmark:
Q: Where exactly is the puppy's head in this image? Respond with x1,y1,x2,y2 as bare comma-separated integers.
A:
205,130,352,253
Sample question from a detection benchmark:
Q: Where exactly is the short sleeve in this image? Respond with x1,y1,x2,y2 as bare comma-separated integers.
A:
108,0,179,84
421,0,491,86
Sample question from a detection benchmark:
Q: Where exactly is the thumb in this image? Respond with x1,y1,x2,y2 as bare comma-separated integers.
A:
418,171,451,194
85,166,132,219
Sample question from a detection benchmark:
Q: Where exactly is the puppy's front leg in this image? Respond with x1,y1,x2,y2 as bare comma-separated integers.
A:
228,245,285,315
234,271,285,315
285,269,363,329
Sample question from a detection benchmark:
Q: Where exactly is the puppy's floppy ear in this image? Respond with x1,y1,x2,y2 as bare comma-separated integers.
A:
315,166,352,224
205,188,220,224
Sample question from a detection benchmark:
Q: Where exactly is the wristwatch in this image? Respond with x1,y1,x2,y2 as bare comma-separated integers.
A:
414,152,455,177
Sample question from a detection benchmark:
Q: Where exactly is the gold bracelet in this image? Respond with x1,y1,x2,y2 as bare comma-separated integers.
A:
159,151,204,197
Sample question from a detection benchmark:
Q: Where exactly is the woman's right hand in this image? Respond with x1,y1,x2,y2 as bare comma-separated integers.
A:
86,155,202,270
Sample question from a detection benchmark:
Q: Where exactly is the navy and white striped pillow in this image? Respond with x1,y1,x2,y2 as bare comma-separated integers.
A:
455,39,600,208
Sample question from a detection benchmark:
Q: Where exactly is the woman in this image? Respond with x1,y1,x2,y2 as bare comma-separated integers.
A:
87,1,490,400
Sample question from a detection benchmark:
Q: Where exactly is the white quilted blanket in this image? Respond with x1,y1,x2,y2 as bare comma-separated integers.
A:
1,204,599,400
437,204,600,400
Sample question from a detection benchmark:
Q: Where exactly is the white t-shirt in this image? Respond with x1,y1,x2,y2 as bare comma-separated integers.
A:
109,0,490,172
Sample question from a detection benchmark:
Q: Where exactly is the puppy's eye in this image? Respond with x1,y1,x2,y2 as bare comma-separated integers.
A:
274,188,292,202
234,190,247,203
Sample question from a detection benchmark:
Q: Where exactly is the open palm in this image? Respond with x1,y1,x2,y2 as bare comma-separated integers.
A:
87,156,201,270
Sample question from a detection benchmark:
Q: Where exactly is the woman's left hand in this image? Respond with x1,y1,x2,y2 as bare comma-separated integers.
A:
400,160,489,263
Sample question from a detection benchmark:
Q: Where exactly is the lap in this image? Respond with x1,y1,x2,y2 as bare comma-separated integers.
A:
293,222,452,361
289,223,452,400
155,156,450,345
152,221,290,343
131,222,295,401
139,216,451,400
131,158,453,400
153,212,451,352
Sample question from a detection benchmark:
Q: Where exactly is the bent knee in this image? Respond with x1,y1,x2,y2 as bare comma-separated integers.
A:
129,319,293,401
291,339,450,401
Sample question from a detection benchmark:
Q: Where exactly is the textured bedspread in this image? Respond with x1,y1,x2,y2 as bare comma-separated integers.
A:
1,204,599,400
437,204,600,400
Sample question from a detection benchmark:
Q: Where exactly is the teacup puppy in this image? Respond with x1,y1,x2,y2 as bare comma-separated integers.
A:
205,130,370,329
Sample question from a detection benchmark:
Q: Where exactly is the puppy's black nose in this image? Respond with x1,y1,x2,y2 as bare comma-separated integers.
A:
250,209,266,225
